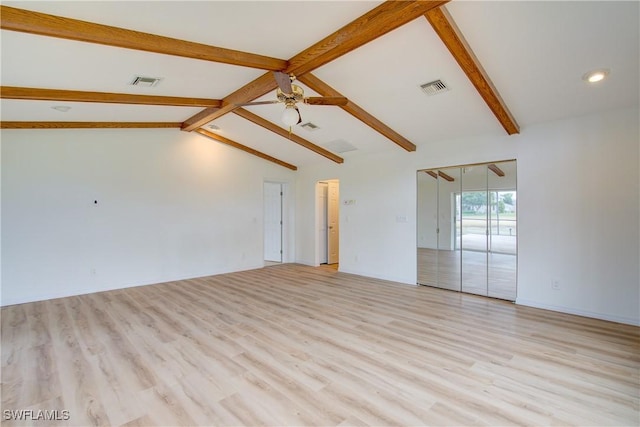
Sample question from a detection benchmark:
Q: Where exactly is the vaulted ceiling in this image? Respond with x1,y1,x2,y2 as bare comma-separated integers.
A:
1,1,638,170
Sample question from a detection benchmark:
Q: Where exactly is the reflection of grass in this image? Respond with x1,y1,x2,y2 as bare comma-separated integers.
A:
462,213,516,220
457,217,517,236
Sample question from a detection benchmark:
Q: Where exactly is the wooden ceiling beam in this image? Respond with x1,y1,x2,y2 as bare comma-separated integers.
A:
284,0,449,76
233,108,343,164
0,5,287,71
424,7,519,135
425,170,438,179
182,72,277,131
1,121,182,129
195,129,297,171
297,73,416,152
1,86,222,107
488,163,505,177
181,0,449,132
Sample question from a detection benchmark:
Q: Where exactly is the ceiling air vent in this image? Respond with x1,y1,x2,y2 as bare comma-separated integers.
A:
420,79,449,96
301,122,320,131
321,139,357,154
130,76,162,87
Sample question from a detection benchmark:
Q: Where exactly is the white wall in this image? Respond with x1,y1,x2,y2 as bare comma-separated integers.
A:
3,108,638,325
1,128,295,305
295,107,639,325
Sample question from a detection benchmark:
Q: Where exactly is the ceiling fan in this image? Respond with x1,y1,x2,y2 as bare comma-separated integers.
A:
238,72,348,127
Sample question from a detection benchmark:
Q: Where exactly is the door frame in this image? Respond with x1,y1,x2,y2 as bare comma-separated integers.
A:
315,179,339,266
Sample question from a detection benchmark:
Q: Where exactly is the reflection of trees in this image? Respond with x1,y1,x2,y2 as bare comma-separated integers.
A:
462,191,515,215
461,192,487,213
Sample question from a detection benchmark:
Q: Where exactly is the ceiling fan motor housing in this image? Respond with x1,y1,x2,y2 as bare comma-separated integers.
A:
277,85,304,104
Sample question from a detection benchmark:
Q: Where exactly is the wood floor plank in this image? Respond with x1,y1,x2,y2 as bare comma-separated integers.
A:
46,299,110,426
1,263,638,426
139,378,199,426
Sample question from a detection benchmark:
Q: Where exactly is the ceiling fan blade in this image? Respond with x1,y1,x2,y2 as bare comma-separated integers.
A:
305,96,348,106
273,71,293,94
235,100,280,107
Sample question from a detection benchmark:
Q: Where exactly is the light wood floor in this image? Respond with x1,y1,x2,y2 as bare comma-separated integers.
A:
2,264,638,426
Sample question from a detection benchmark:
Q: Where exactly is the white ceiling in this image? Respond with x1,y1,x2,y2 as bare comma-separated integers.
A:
2,1,638,168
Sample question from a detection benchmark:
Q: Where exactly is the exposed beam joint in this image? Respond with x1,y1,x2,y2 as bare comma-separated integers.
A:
298,74,416,152
233,108,343,164
285,1,449,76
424,6,519,135
182,72,277,131
0,121,182,129
0,86,222,107
195,129,297,171
182,0,449,131
0,5,287,71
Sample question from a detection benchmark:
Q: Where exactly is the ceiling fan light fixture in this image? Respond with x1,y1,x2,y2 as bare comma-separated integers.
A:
281,105,299,127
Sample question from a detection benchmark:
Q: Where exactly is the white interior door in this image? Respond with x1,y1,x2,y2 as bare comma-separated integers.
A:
327,181,339,264
264,182,282,262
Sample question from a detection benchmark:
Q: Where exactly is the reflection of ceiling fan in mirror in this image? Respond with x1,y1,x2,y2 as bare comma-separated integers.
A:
238,71,348,127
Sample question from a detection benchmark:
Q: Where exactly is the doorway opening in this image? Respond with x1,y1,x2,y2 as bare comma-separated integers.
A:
317,179,339,266
264,182,283,264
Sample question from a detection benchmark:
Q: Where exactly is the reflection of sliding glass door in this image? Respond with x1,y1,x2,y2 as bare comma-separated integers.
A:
488,162,517,300
416,171,439,287
417,160,517,301
437,167,461,291
416,167,461,291
461,167,488,296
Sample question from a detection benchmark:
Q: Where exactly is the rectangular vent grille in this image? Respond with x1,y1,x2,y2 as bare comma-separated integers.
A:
301,122,320,131
321,139,357,154
420,79,449,96
130,76,162,87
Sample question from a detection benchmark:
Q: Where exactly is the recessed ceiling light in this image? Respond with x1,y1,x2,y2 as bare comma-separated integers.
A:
582,69,610,84
51,106,71,112
207,124,220,130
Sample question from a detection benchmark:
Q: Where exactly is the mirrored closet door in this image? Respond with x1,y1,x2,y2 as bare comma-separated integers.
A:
417,161,517,301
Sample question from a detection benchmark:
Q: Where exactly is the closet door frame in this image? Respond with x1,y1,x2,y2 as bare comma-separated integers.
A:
417,160,517,301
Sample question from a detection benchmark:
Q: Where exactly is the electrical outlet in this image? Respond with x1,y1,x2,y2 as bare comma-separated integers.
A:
552,279,560,290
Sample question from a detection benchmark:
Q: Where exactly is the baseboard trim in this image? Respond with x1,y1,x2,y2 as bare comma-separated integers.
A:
516,298,640,326
337,267,415,287
1,263,265,307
